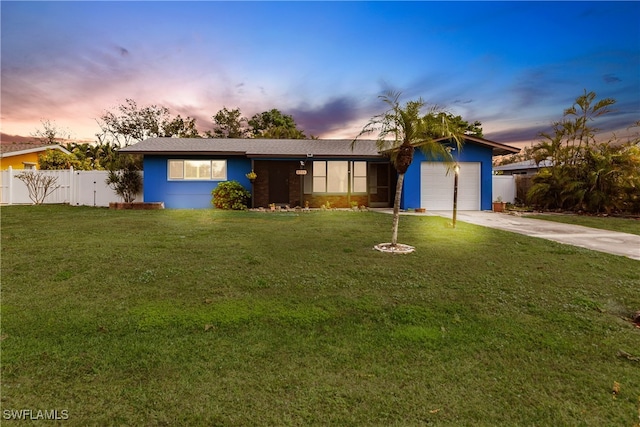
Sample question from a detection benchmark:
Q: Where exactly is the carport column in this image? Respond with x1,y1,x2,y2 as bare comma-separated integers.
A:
298,160,306,208
300,168,304,208
251,159,255,208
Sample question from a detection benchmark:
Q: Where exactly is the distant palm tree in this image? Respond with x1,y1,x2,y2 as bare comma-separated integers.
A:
353,92,465,251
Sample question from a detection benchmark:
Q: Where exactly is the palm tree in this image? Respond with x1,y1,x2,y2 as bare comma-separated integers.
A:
353,92,466,252
528,90,620,211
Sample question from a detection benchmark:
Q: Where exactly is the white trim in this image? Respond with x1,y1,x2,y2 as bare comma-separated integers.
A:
0,144,71,158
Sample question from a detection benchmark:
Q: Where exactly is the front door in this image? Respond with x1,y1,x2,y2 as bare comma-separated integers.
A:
269,162,290,205
368,162,391,207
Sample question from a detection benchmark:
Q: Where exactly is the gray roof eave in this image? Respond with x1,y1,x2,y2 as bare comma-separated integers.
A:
246,154,383,159
119,150,248,156
433,135,520,156
118,137,381,157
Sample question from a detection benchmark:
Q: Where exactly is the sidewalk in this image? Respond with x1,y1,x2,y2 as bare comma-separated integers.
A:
376,209,640,261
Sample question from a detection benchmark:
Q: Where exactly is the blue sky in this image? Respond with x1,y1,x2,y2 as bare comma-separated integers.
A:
1,1,639,148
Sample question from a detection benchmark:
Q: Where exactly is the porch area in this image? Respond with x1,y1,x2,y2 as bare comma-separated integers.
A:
251,160,394,209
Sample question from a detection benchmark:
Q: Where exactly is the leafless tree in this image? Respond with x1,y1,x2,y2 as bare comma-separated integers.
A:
15,171,60,204
31,119,72,145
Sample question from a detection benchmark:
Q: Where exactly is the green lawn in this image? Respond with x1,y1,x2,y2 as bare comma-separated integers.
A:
1,205,639,426
524,213,640,236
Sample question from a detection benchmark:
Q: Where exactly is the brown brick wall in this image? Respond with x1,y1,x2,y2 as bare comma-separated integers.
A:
252,161,304,208
303,194,368,209
252,161,270,208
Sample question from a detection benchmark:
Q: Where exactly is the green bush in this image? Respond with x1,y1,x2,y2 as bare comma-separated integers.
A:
526,91,640,214
106,159,143,203
211,181,251,210
39,150,92,170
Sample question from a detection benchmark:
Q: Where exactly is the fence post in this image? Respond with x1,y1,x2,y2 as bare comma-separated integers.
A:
8,166,13,205
68,166,74,205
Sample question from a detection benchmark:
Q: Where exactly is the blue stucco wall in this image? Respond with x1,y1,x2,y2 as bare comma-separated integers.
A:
143,156,253,208
400,142,494,210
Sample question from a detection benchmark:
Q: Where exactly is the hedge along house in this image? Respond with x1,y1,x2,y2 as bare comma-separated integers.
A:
119,136,518,210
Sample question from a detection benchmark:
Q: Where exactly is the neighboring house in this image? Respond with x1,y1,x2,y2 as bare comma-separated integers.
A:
119,136,519,210
493,159,553,176
0,143,71,170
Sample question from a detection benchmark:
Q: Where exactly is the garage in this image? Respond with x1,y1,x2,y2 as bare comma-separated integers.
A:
420,162,480,211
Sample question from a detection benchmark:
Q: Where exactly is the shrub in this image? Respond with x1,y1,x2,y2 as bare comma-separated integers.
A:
106,158,142,203
39,150,91,170
211,181,251,210
527,91,640,214
15,171,60,204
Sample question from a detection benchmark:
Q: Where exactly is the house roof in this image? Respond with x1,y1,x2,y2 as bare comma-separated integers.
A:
443,135,520,156
120,136,520,157
493,159,553,172
120,138,382,158
0,143,71,157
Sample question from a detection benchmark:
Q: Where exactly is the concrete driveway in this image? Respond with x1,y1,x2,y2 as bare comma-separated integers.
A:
431,211,640,261
377,209,640,261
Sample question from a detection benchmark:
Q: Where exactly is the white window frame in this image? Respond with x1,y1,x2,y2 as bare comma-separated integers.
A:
167,159,227,181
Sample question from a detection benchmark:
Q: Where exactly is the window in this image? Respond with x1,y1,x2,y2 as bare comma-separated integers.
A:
169,161,184,179
311,161,367,193
327,161,348,192
313,161,327,192
352,161,367,193
168,160,227,180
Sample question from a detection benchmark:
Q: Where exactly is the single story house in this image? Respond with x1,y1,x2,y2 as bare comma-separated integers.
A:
119,136,519,210
0,143,71,170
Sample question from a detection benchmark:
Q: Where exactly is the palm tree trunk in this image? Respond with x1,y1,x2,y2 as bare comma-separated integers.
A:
391,173,405,246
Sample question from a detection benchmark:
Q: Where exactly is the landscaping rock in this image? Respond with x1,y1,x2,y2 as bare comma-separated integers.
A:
373,243,415,254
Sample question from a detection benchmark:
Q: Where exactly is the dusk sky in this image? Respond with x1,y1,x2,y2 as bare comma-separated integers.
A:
2,1,639,148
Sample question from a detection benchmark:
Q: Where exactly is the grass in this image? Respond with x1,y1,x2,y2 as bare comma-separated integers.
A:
524,213,640,236
1,205,639,426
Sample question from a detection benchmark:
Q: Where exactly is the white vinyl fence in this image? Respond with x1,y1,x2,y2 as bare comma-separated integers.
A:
0,167,143,206
492,174,516,204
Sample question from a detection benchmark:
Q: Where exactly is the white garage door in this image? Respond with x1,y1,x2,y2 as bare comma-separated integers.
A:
420,162,480,210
